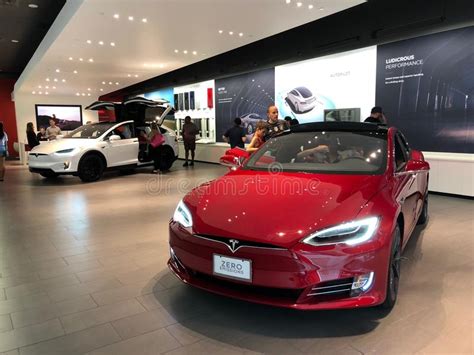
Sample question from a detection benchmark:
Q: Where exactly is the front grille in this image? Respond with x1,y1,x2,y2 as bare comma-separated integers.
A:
193,271,303,302
305,277,354,302
29,153,48,156
194,234,285,251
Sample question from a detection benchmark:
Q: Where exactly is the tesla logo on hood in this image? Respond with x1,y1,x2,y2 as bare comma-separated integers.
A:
227,239,240,253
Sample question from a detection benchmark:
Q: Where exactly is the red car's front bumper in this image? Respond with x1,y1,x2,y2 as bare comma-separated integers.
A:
168,221,391,310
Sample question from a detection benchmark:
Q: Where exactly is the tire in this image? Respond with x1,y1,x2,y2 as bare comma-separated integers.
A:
39,171,58,179
381,224,401,309
159,146,175,171
78,154,105,182
417,195,428,225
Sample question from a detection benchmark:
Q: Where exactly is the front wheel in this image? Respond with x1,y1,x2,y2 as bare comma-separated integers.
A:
417,195,428,225
381,224,401,309
78,154,104,182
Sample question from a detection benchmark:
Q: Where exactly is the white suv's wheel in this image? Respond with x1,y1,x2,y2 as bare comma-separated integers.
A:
78,154,105,182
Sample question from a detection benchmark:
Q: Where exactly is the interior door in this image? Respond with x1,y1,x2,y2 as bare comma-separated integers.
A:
104,122,138,167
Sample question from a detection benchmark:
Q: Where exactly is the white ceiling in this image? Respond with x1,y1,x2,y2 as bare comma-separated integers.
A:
15,0,365,98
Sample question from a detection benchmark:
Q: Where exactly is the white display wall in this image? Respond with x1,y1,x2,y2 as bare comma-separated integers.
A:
275,46,377,123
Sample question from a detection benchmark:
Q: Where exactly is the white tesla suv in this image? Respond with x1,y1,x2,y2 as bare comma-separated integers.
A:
28,98,178,182
285,86,317,114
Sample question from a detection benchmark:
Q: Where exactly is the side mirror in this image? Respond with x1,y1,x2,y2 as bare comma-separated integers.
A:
108,134,121,142
405,159,430,172
410,149,424,161
219,155,244,169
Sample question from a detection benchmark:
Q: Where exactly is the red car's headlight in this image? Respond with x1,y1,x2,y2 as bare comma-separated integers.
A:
173,200,193,228
302,217,379,246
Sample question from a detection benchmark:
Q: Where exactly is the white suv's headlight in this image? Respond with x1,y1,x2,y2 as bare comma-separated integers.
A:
55,148,79,154
302,217,379,246
173,200,193,228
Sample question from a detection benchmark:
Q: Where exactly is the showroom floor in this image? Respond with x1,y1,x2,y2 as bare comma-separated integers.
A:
0,162,472,355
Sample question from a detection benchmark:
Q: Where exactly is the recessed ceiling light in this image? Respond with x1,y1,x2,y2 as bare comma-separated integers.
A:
113,14,119,19
87,93,91,96
239,32,243,37
73,70,78,74
32,91,36,94
192,51,197,55
174,49,179,53
87,88,91,91
88,58,94,62
79,58,83,61
45,78,50,82
45,86,49,89
115,82,119,85
54,78,58,82
308,4,313,9
229,31,233,35
297,2,302,7
52,86,56,89
98,41,104,45
28,4,39,8
86,40,91,44
286,0,291,3
100,88,103,91
11,39,19,43
183,50,188,54
128,16,134,21
81,93,85,96
102,81,106,84
109,82,112,85
127,74,131,77
142,18,147,23
62,79,66,82
55,69,60,73
159,64,164,68
68,57,73,60
218,30,223,34
319,7,324,10
38,85,42,88
45,92,49,95
110,42,115,46
76,93,80,96
134,74,138,78
39,91,42,94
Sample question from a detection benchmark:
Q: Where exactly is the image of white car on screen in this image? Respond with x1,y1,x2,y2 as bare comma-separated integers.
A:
285,86,319,114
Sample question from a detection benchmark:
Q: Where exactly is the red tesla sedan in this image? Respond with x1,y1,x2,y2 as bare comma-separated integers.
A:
168,122,429,310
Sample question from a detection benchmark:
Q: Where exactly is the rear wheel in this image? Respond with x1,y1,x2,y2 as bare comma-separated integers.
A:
159,146,176,171
417,195,428,225
381,224,401,309
78,154,104,182
39,171,58,179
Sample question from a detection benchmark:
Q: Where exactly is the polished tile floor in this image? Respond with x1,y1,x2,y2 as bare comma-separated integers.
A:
0,162,472,354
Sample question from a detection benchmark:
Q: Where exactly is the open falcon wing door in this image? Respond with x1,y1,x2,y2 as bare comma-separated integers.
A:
85,101,121,122
122,97,175,126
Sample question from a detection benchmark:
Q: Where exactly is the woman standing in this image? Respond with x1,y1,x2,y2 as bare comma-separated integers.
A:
141,123,165,174
26,122,40,150
0,122,8,181
246,121,266,153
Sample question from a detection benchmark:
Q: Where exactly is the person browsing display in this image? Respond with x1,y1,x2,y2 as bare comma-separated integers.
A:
246,121,267,153
264,105,289,141
46,118,62,140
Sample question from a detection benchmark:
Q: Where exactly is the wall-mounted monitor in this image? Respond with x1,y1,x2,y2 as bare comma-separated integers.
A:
35,104,83,131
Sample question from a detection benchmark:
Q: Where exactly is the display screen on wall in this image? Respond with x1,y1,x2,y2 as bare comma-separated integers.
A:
144,87,174,107
376,26,474,153
215,68,275,143
35,104,83,131
275,47,376,124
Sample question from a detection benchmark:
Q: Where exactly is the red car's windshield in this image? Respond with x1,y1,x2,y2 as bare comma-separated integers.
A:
244,130,388,174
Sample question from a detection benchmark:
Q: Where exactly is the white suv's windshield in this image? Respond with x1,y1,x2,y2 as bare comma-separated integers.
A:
245,130,388,174
65,123,116,139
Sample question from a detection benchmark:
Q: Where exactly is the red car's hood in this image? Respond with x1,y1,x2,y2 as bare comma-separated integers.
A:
184,170,386,248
